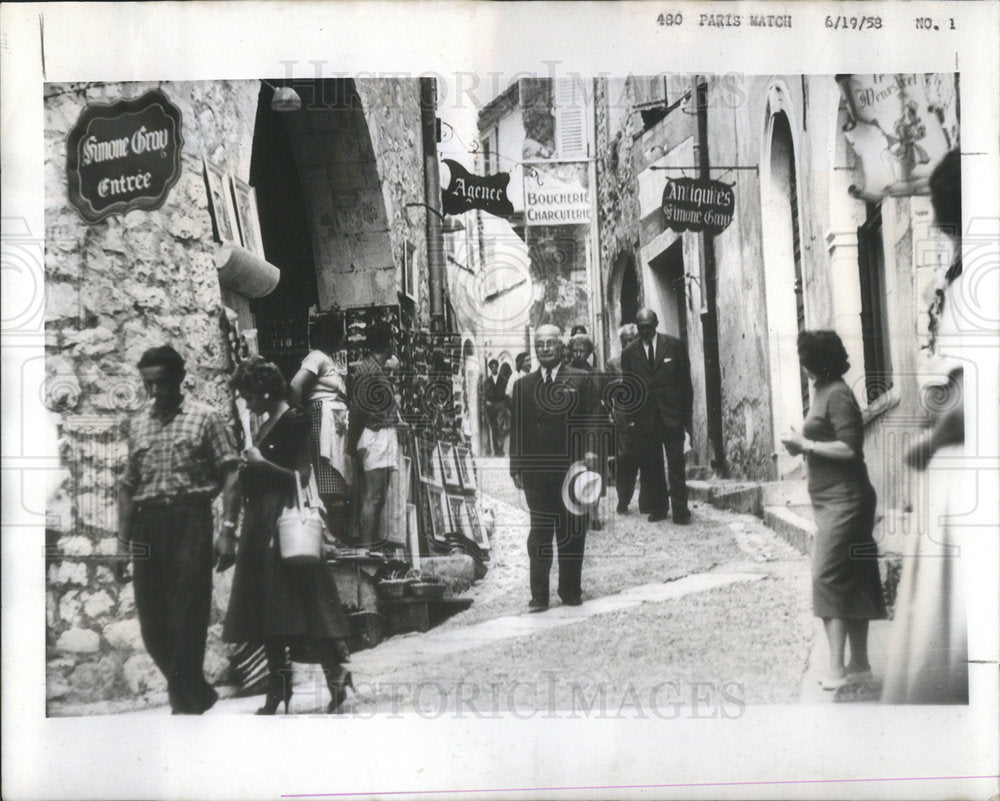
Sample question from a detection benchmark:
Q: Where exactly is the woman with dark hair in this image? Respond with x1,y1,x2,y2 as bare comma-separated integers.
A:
781,330,886,690
290,316,353,541
223,356,352,714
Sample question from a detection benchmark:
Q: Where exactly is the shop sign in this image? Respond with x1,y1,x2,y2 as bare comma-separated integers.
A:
524,161,591,226
441,159,514,218
66,89,184,223
661,177,735,236
836,74,957,201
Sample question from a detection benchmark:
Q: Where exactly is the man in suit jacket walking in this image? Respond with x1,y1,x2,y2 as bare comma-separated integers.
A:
621,309,693,524
509,325,602,611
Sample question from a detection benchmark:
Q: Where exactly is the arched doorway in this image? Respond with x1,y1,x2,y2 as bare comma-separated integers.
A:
761,84,809,478
607,251,640,352
248,79,396,379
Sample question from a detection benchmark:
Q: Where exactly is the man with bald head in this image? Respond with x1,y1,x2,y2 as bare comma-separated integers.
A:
621,309,693,524
509,324,602,611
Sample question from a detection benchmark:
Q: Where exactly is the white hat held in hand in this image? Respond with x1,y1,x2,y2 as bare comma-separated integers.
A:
561,461,604,516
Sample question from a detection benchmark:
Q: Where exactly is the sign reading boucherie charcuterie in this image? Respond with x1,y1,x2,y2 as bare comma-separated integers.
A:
66,89,184,223
661,177,735,236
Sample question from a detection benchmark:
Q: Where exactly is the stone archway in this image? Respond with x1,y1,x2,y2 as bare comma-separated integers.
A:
280,79,397,311
247,79,398,376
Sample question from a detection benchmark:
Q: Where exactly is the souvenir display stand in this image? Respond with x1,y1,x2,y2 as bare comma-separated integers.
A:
310,304,484,644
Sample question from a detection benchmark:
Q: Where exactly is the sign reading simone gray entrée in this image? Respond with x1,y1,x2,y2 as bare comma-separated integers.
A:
66,89,184,223
661,177,735,236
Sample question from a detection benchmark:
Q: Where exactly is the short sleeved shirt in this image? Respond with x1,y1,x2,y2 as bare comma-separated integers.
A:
299,349,348,406
123,398,239,502
802,379,868,494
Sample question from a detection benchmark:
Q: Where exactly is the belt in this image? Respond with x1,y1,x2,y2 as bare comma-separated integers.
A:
134,493,213,509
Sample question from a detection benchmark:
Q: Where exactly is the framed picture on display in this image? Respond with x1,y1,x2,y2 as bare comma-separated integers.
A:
230,175,265,259
463,499,489,551
203,158,238,246
438,442,462,491
454,444,476,492
445,493,467,537
423,485,448,544
415,434,443,488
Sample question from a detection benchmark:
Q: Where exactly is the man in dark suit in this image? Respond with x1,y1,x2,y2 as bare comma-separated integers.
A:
484,358,508,456
621,308,693,524
606,323,640,514
509,325,602,611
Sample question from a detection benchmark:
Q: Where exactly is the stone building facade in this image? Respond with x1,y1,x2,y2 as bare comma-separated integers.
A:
594,78,644,360
44,78,432,708
475,78,602,357
593,73,960,509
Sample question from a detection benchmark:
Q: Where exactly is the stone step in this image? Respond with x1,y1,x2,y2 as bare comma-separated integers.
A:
687,480,763,516
763,505,817,555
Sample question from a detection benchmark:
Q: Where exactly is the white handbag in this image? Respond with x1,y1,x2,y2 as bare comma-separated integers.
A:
276,470,325,565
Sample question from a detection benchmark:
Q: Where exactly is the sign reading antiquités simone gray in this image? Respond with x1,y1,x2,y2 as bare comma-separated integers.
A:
661,177,735,236
66,89,184,223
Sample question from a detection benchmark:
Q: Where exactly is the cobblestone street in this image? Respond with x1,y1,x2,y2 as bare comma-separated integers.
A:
110,457,817,718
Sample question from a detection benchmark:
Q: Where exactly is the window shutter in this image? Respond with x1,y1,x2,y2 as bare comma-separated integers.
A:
554,79,587,158
633,76,668,110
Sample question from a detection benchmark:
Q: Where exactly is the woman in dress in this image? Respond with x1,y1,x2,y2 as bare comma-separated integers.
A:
223,357,353,714
290,316,353,542
883,149,969,703
781,331,887,689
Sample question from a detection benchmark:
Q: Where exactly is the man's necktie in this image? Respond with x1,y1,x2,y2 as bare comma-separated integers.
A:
545,370,552,384
647,343,655,367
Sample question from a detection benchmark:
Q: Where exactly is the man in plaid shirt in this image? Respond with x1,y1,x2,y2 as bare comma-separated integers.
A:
116,345,240,714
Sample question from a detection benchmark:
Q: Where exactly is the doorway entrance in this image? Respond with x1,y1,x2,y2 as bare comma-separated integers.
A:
249,82,319,380
761,97,809,478
647,238,687,341
606,251,640,359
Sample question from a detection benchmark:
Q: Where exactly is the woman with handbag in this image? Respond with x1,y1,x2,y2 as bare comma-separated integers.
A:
222,357,353,714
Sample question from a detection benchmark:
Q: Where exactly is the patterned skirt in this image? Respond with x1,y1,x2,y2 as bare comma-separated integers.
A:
309,399,349,496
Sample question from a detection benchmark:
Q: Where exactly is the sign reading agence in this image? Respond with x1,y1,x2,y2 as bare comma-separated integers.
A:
441,159,514,219
661,177,735,236
67,89,184,223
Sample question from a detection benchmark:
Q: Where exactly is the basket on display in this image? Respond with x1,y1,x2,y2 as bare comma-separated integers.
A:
409,581,446,601
378,578,412,600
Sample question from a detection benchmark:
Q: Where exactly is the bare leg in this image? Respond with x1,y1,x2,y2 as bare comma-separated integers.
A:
845,619,872,673
822,617,847,679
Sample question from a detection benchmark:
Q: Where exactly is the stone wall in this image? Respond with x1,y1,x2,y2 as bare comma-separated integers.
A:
705,77,785,480
292,79,429,321
44,78,433,709
355,79,430,325
44,80,262,708
594,76,643,333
